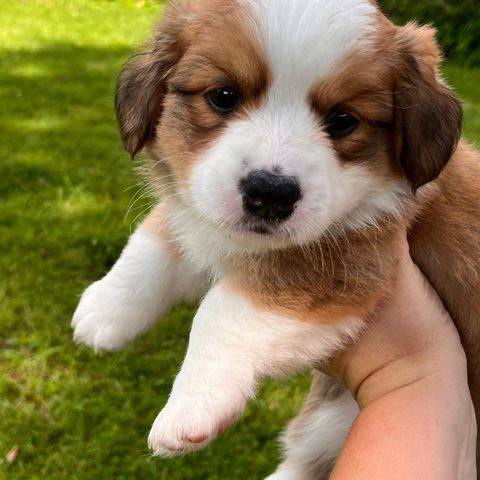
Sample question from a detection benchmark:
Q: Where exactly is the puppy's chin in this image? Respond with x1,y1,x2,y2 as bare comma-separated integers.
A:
182,207,300,253
216,215,324,253
225,227,298,253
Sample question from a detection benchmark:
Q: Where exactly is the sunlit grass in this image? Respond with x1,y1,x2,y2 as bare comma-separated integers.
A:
444,64,480,147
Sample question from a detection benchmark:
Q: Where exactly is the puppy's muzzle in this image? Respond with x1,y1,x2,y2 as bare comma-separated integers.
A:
240,170,301,222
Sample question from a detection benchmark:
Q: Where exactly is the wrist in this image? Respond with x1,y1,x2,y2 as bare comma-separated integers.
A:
332,353,476,480
353,347,468,408
329,270,467,408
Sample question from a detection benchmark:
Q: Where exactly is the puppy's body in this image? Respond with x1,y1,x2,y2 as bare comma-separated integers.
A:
72,0,479,477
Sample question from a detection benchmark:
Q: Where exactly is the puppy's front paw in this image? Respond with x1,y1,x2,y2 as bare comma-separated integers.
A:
148,389,247,456
72,279,150,352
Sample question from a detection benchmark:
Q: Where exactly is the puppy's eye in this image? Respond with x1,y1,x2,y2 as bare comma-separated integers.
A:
325,111,359,138
206,87,239,113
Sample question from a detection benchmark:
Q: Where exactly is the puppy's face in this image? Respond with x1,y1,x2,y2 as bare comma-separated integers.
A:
117,0,462,251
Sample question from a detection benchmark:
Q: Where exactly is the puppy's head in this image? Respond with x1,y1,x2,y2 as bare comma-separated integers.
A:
116,0,462,251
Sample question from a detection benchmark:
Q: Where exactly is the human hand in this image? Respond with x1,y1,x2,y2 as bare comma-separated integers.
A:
328,235,477,480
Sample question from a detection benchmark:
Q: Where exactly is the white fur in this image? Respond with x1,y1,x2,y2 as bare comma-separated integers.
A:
187,0,408,255
164,197,295,275
268,388,358,479
148,282,364,456
72,226,207,351
247,0,377,87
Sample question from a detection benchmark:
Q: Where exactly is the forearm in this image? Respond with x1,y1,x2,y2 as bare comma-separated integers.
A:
332,363,476,480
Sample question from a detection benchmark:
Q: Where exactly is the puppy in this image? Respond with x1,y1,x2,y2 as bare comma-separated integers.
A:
72,0,480,477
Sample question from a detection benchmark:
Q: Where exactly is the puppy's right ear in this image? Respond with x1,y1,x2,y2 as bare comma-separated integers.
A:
115,2,192,157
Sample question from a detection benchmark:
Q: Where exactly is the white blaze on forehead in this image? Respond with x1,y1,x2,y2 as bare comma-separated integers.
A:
245,0,377,89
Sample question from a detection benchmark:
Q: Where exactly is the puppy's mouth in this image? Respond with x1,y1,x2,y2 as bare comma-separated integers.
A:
247,223,274,235
250,225,272,235
234,217,285,237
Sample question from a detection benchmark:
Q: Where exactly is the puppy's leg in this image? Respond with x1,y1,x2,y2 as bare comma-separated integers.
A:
72,203,207,352
147,281,363,456
265,372,358,480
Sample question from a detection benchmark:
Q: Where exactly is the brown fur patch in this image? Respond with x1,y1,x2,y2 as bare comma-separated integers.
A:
308,17,398,167
116,0,270,165
308,20,462,190
226,216,404,323
147,0,271,183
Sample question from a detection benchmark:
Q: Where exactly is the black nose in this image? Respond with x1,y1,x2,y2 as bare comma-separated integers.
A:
240,170,301,222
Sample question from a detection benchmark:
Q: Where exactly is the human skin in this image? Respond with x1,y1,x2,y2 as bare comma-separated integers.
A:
329,237,477,479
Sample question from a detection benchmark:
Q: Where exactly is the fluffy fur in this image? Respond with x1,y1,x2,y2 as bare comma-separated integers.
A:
266,373,359,480
72,0,480,477
73,208,207,351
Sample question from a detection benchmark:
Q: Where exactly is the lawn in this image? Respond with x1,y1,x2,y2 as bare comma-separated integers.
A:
1,1,479,479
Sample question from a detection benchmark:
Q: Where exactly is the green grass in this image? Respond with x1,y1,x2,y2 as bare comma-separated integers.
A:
1,2,479,479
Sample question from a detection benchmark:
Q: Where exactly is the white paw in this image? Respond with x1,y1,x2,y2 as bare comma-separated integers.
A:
148,389,247,456
72,278,153,352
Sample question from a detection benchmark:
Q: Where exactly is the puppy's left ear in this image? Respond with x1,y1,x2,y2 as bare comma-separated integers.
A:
393,24,463,191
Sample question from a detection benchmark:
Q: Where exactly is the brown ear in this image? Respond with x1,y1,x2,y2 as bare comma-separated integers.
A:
394,25,463,190
115,2,192,157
